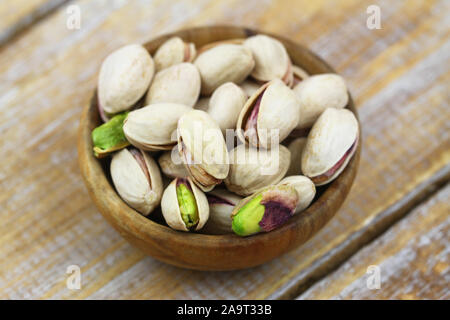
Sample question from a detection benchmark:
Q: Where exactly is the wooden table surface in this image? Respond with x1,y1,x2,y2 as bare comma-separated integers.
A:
1,0,449,299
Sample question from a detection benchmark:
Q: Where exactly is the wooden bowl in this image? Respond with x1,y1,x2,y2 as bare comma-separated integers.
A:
77,26,361,271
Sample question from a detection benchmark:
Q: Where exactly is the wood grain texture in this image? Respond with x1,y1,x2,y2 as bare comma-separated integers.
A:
0,0,449,299
298,184,450,300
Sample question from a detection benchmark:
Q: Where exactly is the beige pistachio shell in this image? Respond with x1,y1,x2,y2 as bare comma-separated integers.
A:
110,148,163,216
194,97,210,111
302,108,358,186
123,103,191,151
208,82,247,134
194,44,255,95
244,35,293,85
292,65,309,86
98,44,154,114
224,144,291,196
237,79,300,149
239,79,260,97
294,73,348,129
177,110,229,192
153,37,196,71
286,137,307,176
145,63,200,108
202,189,242,235
161,177,209,231
158,149,189,178
278,175,315,214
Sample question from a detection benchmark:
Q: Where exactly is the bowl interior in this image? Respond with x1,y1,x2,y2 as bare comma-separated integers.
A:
78,26,361,270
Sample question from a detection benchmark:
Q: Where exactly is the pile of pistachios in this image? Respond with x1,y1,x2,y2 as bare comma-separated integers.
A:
92,34,358,237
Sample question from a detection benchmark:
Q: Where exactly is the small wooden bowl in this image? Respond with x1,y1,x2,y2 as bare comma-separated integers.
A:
77,26,361,271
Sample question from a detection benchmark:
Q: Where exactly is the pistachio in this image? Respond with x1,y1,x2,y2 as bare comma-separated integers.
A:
98,44,154,115
237,79,300,149
239,79,260,97
202,189,242,235
161,177,209,231
92,112,130,158
292,65,309,86
145,63,201,108
207,82,247,134
194,44,255,95
177,110,229,192
158,149,189,179
225,144,291,196
286,137,307,176
123,103,191,151
244,35,293,86
302,108,358,186
278,175,315,214
231,185,298,236
153,37,196,71
293,73,348,129
110,148,163,215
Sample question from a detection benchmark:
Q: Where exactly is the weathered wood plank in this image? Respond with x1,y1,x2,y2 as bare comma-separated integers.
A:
0,0,68,47
0,0,449,299
298,184,450,300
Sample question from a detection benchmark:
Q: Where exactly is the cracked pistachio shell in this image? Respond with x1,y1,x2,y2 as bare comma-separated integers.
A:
153,37,196,71
98,44,154,114
302,108,359,186
194,44,255,95
286,137,307,176
244,35,293,86
292,65,309,86
237,79,300,149
92,112,130,158
123,103,191,151
231,184,298,236
293,73,349,129
177,110,229,192
278,175,315,214
194,97,210,111
208,82,247,134
161,177,209,231
202,189,242,235
224,144,291,196
158,149,189,179
110,148,163,216
145,63,201,108
239,79,260,97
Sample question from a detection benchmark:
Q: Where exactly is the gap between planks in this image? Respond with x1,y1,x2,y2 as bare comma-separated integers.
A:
0,0,70,49
269,164,450,300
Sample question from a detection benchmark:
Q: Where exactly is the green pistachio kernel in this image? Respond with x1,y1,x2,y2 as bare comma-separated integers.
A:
176,182,199,229
92,112,130,158
231,194,264,236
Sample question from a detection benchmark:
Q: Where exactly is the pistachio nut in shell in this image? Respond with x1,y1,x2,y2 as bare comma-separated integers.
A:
292,65,309,86
158,149,189,179
153,37,196,71
224,144,291,196
110,148,163,216
92,112,130,158
145,63,200,108
244,34,293,86
123,103,191,151
98,44,154,115
208,82,247,134
302,108,359,186
177,110,229,192
202,189,242,235
239,79,260,98
237,79,300,149
161,177,209,231
231,184,299,237
278,175,315,214
194,44,254,95
293,73,348,129
286,137,307,176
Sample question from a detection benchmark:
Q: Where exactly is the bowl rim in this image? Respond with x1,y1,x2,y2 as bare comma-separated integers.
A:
77,25,361,256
